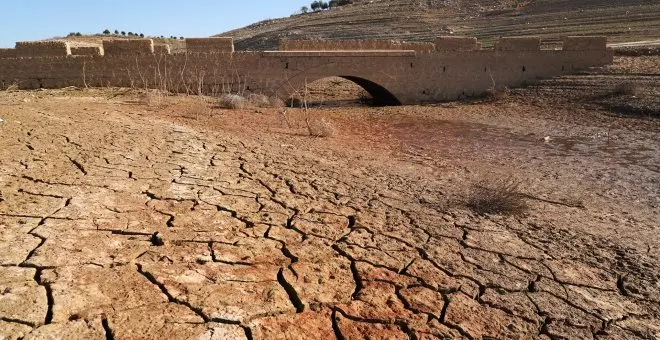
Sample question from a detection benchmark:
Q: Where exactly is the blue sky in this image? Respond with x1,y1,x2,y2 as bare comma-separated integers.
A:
0,0,310,48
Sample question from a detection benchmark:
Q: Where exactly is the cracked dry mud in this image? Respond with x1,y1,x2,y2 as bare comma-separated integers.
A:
0,80,658,339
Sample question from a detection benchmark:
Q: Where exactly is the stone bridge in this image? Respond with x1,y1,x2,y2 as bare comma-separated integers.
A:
0,36,613,105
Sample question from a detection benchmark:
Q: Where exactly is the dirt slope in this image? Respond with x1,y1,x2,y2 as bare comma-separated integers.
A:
218,0,660,50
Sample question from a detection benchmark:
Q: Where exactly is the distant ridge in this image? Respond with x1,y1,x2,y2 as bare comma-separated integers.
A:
216,0,660,51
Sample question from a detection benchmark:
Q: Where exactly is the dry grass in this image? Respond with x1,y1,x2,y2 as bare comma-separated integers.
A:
5,82,20,92
184,98,212,119
218,94,247,109
307,118,335,137
466,177,528,216
612,82,639,96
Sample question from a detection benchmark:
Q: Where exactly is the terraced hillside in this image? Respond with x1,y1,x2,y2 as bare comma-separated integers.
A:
218,0,660,50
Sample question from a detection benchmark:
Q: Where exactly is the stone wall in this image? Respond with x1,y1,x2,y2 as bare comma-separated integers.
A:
154,45,171,55
103,39,154,56
186,38,234,53
495,37,541,51
15,41,71,57
71,46,104,56
434,36,479,51
0,48,16,58
563,36,607,51
279,40,436,52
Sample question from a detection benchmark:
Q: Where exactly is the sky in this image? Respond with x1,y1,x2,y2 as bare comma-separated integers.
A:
0,0,310,48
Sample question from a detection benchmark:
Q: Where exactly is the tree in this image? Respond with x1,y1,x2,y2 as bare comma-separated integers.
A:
128,32,134,36
114,30,119,35
321,1,329,10
121,31,126,36
139,33,144,38
300,6,309,13
310,1,321,11
180,36,184,40
75,32,82,37
103,29,111,35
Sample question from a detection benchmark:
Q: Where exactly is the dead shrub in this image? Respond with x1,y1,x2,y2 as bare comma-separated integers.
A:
246,93,271,107
218,94,246,109
485,86,510,101
269,96,286,109
466,177,528,216
307,118,335,137
612,82,639,96
140,89,169,108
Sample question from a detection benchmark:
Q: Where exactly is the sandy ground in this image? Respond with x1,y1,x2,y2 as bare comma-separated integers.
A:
0,56,658,339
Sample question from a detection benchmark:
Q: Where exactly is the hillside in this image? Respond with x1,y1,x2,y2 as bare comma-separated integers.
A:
218,0,660,50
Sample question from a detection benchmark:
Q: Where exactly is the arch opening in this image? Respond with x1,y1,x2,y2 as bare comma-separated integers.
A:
286,76,401,107
340,76,401,106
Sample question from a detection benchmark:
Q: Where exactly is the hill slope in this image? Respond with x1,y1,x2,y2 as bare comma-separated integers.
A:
217,0,660,50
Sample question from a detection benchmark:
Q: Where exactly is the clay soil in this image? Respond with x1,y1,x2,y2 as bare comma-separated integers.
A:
0,55,658,339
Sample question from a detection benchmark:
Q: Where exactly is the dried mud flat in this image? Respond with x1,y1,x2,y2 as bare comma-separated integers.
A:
0,56,659,339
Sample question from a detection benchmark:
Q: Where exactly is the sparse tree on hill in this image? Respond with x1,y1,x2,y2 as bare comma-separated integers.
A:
180,36,184,40
114,30,119,35
121,31,126,36
300,6,309,14
103,29,111,35
311,1,321,11
321,1,329,10
76,32,82,37
140,33,144,38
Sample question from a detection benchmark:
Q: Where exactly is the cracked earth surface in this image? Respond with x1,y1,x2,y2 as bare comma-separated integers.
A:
0,72,659,339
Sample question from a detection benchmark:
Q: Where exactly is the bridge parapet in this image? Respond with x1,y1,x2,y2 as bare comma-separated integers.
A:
186,37,234,53
434,36,479,51
495,37,541,51
103,39,154,56
15,41,71,57
71,46,104,56
0,48,16,58
278,39,435,52
563,36,607,51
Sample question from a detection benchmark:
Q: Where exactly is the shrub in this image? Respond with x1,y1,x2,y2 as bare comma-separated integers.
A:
466,177,528,216
246,93,271,107
307,118,334,137
218,94,247,109
613,82,639,96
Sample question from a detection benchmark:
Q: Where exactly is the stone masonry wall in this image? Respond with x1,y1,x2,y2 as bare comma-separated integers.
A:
0,49,16,58
71,46,104,56
434,37,479,51
563,36,608,51
103,39,154,56
186,38,234,53
495,37,541,51
15,41,71,57
279,40,436,52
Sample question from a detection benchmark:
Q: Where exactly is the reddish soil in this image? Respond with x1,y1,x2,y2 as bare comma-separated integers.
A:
0,55,658,339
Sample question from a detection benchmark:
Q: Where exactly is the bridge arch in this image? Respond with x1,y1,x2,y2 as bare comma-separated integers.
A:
276,74,402,106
